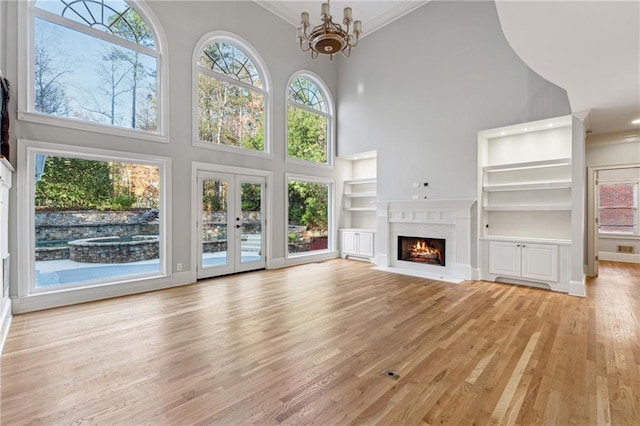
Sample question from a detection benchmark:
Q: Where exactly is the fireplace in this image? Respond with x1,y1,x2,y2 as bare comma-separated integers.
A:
397,236,446,267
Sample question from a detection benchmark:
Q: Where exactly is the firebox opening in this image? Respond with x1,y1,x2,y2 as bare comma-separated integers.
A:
397,236,446,267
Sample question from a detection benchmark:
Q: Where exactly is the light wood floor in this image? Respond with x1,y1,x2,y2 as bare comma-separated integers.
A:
1,260,639,425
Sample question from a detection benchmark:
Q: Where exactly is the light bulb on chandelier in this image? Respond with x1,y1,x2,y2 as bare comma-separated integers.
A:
296,1,362,60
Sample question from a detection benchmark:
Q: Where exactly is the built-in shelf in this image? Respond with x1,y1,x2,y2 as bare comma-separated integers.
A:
483,157,572,172
344,178,376,185
483,204,572,211
344,207,376,212
477,115,574,293
483,180,572,192
479,235,572,245
344,192,377,198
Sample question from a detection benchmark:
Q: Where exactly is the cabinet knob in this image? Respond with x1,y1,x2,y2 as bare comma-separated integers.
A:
517,244,520,247
522,244,526,248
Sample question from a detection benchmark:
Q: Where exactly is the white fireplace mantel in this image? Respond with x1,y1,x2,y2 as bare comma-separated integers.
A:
374,199,476,282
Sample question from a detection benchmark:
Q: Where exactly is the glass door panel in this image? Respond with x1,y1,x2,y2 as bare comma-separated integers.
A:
199,174,233,278
237,178,265,271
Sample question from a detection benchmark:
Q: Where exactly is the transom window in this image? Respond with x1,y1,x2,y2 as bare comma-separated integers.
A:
287,74,333,165
196,37,267,152
30,0,161,133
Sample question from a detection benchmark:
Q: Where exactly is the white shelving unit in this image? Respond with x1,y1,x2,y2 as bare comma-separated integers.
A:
343,178,377,213
477,116,574,292
339,153,377,260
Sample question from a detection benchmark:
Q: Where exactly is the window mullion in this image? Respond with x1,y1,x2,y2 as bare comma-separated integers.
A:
33,8,158,58
198,67,266,95
288,101,331,119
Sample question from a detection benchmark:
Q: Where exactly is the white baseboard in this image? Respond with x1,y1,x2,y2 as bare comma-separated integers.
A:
598,251,640,264
471,268,481,281
0,298,12,355
268,257,286,269
568,278,586,297
12,271,193,314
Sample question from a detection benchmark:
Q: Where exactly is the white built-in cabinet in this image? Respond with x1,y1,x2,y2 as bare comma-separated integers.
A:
478,116,573,292
340,229,375,259
0,157,14,352
339,153,376,261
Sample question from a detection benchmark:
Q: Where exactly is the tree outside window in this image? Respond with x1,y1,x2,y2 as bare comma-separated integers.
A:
32,0,159,132
197,41,266,152
287,75,332,165
288,179,331,255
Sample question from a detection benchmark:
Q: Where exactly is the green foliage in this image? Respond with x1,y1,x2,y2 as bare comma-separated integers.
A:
108,194,137,210
287,106,327,163
36,157,113,210
35,157,150,211
288,180,328,231
202,180,227,212
241,183,261,211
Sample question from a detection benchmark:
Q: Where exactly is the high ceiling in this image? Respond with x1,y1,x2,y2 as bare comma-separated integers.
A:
256,0,640,136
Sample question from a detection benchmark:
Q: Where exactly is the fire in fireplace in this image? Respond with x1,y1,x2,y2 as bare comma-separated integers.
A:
397,236,446,266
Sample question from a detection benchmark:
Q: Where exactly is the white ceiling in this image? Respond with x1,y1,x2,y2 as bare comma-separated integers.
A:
256,1,428,37
256,0,640,135
495,0,640,135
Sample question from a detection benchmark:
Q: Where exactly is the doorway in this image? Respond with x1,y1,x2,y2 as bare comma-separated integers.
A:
193,166,270,279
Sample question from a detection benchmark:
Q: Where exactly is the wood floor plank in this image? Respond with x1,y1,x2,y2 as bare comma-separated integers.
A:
1,259,639,425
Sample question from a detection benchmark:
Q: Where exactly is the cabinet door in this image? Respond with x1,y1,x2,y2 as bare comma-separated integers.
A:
521,243,558,282
489,241,521,277
357,232,374,257
341,231,358,255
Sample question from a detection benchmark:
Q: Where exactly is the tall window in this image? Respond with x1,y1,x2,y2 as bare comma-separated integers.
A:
30,0,161,133
196,35,267,153
598,181,639,235
287,176,332,256
287,74,333,165
22,141,168,295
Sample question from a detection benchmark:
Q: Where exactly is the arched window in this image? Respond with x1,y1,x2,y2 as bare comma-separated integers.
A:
287,73,333,165
27,0,164,135
195,34,269,153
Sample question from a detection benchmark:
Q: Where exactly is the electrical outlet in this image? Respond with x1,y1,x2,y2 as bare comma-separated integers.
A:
412,194,419,200
176,263,183,271
412,182,419,188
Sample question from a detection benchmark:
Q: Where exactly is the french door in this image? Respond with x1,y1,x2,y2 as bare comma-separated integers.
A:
197,171,265,279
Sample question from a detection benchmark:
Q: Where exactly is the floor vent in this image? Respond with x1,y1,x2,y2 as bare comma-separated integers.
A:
383,370,400,380
617,245,635,254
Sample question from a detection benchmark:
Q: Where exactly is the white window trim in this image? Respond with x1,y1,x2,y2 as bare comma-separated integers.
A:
597,178,639,236
192,31,273,157
18,0,170,142
16,139,172,311
285,71,335,169
285,173,336,260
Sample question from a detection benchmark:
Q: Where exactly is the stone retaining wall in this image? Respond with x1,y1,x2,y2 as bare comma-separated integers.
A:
68,236,159,264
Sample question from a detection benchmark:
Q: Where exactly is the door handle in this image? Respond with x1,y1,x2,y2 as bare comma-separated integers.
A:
236,224,241,228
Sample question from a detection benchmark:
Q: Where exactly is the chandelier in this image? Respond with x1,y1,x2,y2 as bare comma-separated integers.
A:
296,1,362,60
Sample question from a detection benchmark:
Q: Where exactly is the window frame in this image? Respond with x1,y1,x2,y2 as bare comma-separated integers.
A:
17,139,172,306
285,173,335,259
18,0,169,143
285,71,335,169
597,179,639,236
192,31,272,159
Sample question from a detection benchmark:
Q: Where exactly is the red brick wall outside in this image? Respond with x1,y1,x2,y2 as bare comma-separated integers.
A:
599,182,637,233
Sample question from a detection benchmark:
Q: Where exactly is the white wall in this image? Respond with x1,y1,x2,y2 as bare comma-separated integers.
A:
587,130,640,263
2,0,340,305
336,1,571,202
